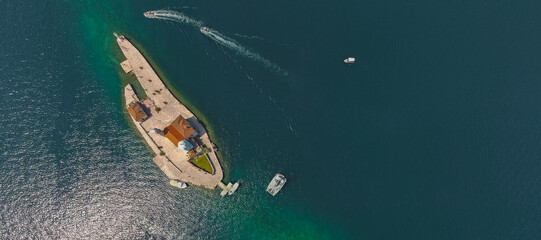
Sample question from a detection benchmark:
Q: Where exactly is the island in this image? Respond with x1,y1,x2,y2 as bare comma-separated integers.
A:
114,33,234,194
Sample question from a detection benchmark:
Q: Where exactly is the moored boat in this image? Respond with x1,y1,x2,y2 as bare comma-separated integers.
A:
228,182,240,195
169,180,187,189
344,57,355,64
266,174,286,196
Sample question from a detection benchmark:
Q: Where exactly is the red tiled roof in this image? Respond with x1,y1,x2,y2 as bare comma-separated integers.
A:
164,115,195,146
126,102,147,121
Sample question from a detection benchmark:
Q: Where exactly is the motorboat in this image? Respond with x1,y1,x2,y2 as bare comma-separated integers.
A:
144,11,156,18
228,182,240,195
200,27,210,34
344,57,355,64
169,180,187,189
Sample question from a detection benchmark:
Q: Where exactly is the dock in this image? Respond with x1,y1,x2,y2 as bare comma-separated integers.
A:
117,33,226,190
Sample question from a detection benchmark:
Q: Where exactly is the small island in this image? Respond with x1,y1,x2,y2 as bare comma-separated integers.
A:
114,33,231,192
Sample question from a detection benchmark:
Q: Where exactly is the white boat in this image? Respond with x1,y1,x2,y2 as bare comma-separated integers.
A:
169,180,187,189
220,182,239,197
144,11,156,18
228,182,240,195
266,174,286,196
344,57,355,64
200,27,210,35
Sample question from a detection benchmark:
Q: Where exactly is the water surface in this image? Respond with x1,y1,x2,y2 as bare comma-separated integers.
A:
2,0,541,239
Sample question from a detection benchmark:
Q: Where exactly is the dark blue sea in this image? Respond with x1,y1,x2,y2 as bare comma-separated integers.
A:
2,0,541,239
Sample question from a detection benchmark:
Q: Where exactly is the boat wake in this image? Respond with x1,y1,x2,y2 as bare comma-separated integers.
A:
201,28,287,76
233,33,291,47
146,10,287,76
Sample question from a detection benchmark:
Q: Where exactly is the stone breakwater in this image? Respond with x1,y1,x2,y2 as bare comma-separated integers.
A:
116,33,224,189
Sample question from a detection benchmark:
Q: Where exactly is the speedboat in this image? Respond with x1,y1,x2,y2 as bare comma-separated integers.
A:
144,11,156,18
266,174,286,196
169,180,187,189
344,57,355,64
200,27,210,34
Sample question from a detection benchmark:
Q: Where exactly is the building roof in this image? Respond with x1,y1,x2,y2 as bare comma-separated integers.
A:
126,102,147,121
164,115,196,146
178,140,194,153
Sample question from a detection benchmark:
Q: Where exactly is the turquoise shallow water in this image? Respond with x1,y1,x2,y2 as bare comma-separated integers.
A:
3,0,541,239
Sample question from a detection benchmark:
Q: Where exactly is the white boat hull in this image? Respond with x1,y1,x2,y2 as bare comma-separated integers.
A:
266,174,286,196
344,57,355,63
228,182,240,195
170,180,187,189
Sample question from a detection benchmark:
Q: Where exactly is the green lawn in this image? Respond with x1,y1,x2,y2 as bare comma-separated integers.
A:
190,154,214,174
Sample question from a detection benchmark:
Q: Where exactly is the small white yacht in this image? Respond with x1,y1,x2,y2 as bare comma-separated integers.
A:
169,180,187,189
266,174,287,196
344,57,355,64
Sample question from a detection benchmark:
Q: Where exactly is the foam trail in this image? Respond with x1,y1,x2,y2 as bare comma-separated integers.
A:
146,10,287,76
151,10,204,27
178,6,198,10
233,33,267,41
202,28,287,76
233,33,291,47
